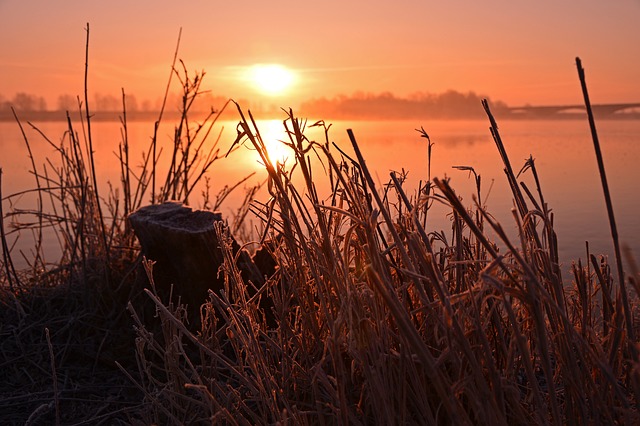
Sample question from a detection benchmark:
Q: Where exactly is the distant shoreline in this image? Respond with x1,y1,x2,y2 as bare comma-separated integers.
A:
1,109,639,123
0,110,181,123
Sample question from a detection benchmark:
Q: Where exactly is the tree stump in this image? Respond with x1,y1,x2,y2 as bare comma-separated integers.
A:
127,202,265,314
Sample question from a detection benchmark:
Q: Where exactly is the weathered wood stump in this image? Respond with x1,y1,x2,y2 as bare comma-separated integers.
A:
128,202,268,316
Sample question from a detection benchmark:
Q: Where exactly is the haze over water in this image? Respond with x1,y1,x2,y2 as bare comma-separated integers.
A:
1,115,638,279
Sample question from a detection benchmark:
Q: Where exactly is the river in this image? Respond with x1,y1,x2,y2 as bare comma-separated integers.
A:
1,114,638,278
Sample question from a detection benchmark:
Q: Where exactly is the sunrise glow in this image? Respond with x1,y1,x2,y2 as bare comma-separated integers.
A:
249,64,295,96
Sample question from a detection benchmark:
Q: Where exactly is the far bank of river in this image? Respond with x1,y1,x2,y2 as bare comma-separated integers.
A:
2,109,640,123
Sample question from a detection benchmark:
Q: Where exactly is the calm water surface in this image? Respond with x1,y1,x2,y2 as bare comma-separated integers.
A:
1,117,638,277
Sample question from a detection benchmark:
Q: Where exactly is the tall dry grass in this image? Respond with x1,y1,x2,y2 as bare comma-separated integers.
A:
122,102,639,424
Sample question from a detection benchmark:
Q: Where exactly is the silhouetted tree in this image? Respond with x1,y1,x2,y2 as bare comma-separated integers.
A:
12,92,47,111
94,93,120,111
300,90,502,119
141,99,152,112
57,94,76,112
125,94,139,112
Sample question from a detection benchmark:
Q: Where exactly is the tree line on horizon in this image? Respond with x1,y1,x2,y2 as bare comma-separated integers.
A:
0,89,509,119
0,92,217,113
299,90,509,119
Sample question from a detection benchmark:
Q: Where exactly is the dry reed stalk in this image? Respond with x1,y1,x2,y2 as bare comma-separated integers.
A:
576,58,634,340
44,327,60,426
82,24,110,280
0,169,21,291
577,56,640,411
152,28,182,204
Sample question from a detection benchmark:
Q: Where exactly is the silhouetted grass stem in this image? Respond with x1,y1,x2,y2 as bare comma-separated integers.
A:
576,57,634,346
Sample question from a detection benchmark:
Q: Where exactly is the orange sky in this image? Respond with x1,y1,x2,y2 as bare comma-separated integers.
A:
1,1,639,108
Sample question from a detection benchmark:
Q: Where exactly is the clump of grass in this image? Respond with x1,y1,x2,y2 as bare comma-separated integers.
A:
123,102,639,424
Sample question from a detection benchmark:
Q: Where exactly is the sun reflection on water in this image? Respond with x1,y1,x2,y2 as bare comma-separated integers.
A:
257,119,294,166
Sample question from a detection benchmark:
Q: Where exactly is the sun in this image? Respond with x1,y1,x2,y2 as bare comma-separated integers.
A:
249,64,295,96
